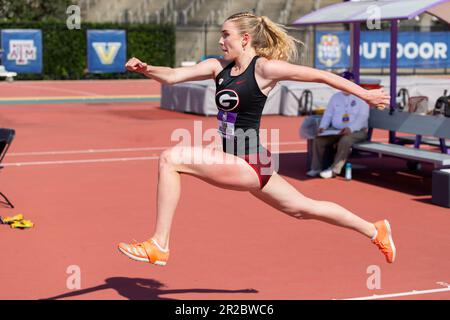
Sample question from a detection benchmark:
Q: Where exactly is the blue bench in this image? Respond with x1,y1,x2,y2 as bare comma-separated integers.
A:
353,109,450,169
301,109,450,207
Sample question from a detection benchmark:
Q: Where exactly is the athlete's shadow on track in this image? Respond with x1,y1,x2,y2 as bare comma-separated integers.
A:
43,277,258,300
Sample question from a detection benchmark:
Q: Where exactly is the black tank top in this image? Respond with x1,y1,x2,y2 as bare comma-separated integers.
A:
214,56,268,156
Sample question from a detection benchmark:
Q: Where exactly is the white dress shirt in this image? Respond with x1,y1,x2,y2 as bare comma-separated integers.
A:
319,92,369,133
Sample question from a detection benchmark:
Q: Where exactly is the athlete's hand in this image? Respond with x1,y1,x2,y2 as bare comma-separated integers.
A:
125,57,149,74
364,88,390,110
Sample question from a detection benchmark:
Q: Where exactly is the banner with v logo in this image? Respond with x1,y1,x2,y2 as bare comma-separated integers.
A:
87,30,126,73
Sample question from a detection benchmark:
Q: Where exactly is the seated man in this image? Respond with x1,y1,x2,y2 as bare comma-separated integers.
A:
307,71,369,179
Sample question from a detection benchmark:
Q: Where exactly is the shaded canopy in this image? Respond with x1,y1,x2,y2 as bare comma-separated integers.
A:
427,1,450,24
292,0,450,25
291,0,449,114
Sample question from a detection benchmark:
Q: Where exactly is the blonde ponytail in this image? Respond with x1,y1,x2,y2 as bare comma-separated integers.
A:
225,12,300,62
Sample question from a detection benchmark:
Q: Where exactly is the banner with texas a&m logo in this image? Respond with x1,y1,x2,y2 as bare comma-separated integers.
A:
1,29,43,73
87,30,126,73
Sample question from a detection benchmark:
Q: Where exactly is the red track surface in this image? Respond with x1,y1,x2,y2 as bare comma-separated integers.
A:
0,80,449,300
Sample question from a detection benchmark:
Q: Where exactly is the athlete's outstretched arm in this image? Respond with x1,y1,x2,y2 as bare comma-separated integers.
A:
260,60,390,109
125,57,223,85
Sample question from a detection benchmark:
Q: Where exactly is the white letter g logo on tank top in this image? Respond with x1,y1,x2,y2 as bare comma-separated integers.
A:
215,89,240,111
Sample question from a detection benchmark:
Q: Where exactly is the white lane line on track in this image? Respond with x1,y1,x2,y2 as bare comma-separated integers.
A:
2,150,308,167
9,147,170,156
8,139,388,157
340,285,450,300
2,156,161,167
8,142,308,157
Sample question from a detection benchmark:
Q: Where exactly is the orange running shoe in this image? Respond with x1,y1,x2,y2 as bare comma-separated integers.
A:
372,220,396,263
118,239,169,266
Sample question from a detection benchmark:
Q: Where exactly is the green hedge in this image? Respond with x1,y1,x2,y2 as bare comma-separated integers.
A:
0,21,175,80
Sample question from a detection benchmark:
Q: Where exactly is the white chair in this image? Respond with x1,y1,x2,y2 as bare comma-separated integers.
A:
0,65,17,82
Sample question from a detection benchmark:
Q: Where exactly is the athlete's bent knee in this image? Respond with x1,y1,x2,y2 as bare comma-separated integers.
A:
160,147,196,174
159,148,178,170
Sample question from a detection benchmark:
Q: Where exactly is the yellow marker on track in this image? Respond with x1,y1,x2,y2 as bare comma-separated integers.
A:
0,214,23,224
10,220,34,229
0,214,34,229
